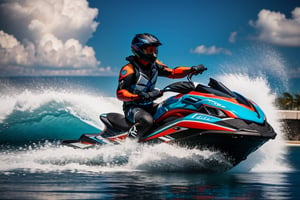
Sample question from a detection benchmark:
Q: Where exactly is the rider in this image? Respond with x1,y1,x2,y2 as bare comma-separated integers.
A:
116,33,206,139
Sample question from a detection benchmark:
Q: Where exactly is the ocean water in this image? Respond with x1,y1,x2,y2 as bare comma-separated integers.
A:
0,72,299,199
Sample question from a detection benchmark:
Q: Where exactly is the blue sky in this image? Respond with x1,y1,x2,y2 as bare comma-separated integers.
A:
0,0,299,92
89,0,300,76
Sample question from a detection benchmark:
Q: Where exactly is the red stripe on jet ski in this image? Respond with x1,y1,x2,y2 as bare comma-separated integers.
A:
139,126,179,142
156,106,237,123
177,121,236,131
189,91,256,112
107,134,128,141
140,120,236,142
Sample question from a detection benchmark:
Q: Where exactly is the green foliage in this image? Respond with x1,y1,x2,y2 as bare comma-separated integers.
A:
276,92,300,110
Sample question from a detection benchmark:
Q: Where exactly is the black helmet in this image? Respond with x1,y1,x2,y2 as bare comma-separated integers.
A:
131,33,162,63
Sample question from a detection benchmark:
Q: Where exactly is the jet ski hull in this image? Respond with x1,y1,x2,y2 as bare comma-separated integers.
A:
168,131,273,166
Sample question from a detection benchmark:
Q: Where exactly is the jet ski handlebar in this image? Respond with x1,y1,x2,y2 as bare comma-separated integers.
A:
161,68,207,93
187,67,207,82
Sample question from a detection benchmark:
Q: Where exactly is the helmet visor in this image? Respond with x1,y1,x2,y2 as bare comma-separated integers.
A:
143,46,158,56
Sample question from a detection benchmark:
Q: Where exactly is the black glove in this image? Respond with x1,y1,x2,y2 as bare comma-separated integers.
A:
148,89,163,99
138,89,163,101
191,64,207,75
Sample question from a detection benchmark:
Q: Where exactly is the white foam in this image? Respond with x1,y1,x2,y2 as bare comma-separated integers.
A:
0,141,232,173
218,73,292,172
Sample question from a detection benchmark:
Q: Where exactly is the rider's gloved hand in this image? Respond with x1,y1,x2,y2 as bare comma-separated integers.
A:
148,89,163,99
137,91,150,99
191,64,207,75
138,89,162,101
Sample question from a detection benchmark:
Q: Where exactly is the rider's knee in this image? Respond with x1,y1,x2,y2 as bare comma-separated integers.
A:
140,114,154,127
136,112,154,128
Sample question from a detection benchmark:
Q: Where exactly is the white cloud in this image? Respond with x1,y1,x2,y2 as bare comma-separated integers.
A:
0,30,34,66
229,31,237,43
36,33,99,68
190,45,232,55
250,7,300,46
0,0,101,72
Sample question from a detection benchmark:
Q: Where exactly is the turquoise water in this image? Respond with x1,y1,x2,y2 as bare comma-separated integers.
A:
0,75,299,199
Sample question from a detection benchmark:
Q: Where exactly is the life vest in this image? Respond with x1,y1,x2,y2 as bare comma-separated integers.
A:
127,56,158,93
126,56,159,105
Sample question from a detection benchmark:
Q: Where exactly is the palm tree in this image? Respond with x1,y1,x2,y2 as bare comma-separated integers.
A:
294,94,300,110
277,92,294,110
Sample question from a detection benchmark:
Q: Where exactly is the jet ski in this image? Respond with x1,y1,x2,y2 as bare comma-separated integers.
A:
62,74,276,166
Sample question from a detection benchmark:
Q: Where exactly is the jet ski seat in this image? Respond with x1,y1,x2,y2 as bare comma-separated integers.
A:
100,113,132,131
